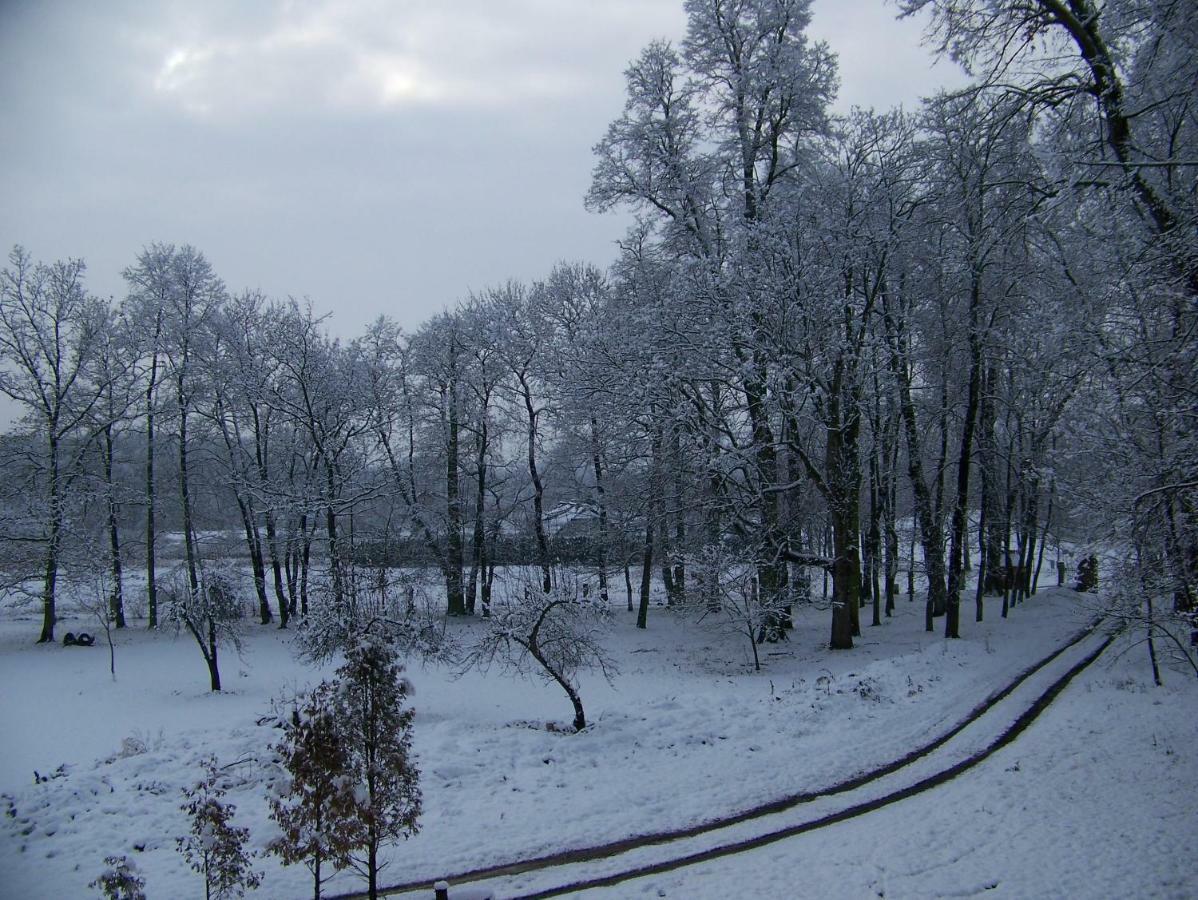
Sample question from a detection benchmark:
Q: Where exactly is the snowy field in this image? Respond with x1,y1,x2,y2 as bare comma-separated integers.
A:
1,583,1195,899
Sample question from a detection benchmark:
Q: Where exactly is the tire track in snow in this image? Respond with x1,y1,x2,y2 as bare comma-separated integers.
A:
347,618,1105,900
515,632,1113,898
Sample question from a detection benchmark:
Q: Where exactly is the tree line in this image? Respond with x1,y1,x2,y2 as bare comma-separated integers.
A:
0,0,1193,664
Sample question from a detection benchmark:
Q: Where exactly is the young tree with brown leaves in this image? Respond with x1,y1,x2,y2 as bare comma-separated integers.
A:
269,681,364,900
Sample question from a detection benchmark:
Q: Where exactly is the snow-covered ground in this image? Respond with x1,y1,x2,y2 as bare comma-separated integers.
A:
1,584,1194,899
565,641,1198,900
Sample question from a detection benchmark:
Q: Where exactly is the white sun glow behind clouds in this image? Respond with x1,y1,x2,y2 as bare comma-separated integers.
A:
144,0,667,118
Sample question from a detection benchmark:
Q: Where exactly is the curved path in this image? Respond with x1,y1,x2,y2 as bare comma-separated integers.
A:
517,631,1113,899
333,619,1108,900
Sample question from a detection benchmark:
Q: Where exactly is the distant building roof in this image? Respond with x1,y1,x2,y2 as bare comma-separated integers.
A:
544,501,600,536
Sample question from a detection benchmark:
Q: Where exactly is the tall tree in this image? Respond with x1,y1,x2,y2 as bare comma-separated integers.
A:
410,313,469,614
494,283,555,593
265,302,372,608
459,295,509,615
122,256,170,628
903,0,1197,298
590,0,838,638
361,317,458,610
125,244,225,602
537,262,616,604
0,247,111,642
85,307,139,629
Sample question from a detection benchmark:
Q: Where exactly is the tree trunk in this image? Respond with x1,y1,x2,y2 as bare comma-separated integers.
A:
624,558,633,612
145,340,160,629
828,500,859,649
907,525,916,602
590,417,611,604
638,516,655,629
933,374,949,533
946,287,983,640
746,371,789,641
284,516,300,617
367,842,378,900
251,409,288,627
671,424,687,605
300,513,312,617
704,435,725,613
445,379,466,616
637,435,658,630
867,414,884,628
975,499,987,623
784,406,808,621
978,363,999,610
1033,457,1054,595
237,498,271,624
206,619,221,692
659,516,677,606
264,511,288,628
467,415,489,616
525,611,588,731
479,516,492,618
323,462,343,607
1019,472,1040,603
826,371,861,650
521,379,552,593
103,425,126,628
1001,486,1014,619
178,381,200,600
882,289,947,628
1144,576,1163,687
1001,404,1018,614
883,411,899,618
39,433,61,644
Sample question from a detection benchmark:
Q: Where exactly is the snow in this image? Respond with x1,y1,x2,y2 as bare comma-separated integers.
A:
561,652,1197,900
1,584,1194,899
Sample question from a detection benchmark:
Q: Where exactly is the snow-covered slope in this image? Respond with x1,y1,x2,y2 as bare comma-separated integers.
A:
0,587,1192,899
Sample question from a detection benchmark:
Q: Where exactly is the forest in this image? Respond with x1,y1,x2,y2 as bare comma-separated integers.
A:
2,0,1193,663
0,0,1195,897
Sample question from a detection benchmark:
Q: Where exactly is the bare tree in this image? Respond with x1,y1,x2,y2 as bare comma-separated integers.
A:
0,246,112,642
121,255,169,628
494,283,555,593
902,0,1197,298
363,315,470,616
264,301,373,608
468,576,616,731
124,244,226,606
164,565,247,693
84,305,140,629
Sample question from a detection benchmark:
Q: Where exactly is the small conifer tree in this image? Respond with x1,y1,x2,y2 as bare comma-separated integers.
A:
177,756,262,900
269,681,365,900
335,636,421,900
90,854,146,900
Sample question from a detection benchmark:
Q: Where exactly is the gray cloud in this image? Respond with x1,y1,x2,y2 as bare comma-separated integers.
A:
0,0,963,344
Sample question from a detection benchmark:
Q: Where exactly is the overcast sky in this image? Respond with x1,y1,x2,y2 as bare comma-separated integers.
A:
0,0,965,340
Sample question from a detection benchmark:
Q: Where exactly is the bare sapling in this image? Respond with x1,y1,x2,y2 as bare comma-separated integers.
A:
467,571,616,731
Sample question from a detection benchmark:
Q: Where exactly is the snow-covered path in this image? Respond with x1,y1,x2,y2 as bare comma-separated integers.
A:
368,628,1115,899
557,641,1197,900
